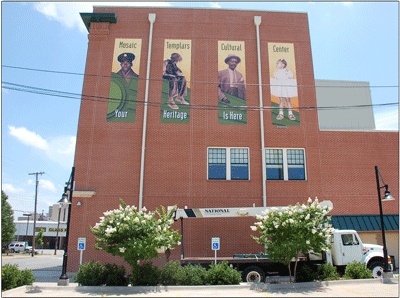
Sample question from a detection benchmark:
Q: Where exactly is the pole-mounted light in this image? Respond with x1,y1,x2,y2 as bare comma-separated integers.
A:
374,166,395,277
58,167,75,286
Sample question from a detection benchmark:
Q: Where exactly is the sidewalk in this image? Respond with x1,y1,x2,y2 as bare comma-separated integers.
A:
2,277,399,297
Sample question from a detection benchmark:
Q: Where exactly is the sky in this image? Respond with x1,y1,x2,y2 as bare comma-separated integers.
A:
1,1,399,219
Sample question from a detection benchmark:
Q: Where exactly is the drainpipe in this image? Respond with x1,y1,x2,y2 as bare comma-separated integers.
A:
254,16,267,207
139,13,156,210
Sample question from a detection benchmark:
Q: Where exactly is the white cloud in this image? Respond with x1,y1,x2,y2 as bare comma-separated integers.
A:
374,108,399,131
33,2,172,33
209,2,222,8
8,126,49,150
2,183,24,194
8,126,76,169
38,179,57,192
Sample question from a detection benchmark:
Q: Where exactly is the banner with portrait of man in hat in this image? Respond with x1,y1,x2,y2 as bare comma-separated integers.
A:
107,38,142,122
217,41,247,125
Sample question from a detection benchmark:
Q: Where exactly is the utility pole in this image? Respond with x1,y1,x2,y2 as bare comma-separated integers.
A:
28,171,44,257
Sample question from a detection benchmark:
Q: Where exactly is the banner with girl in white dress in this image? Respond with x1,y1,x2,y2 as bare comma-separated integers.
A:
268,43,299,126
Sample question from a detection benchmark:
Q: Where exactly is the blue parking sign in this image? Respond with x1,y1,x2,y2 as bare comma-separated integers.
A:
77,237,86,251
211,237,220,250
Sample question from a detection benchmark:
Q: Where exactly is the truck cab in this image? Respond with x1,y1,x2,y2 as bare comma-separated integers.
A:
331,230,364,266
329,229,392,277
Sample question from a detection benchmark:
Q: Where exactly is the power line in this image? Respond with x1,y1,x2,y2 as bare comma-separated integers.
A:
2,64,398,89
2,81,398,112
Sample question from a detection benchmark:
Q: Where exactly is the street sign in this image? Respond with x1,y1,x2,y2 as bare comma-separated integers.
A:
211,237,220,250
77,237,86,251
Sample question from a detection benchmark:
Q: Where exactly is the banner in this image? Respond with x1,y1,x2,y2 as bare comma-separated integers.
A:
217,41,247,125
268,43,299,126
107,38,142,122
160,39,192,124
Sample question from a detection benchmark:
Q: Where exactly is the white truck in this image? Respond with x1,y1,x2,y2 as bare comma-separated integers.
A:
173,200,393,281
7,241,32,253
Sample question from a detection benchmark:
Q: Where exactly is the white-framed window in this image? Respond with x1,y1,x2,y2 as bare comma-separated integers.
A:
265,148,306,180
208,147,249,180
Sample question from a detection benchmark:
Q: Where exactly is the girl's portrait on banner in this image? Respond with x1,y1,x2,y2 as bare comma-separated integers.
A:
268,42,299,126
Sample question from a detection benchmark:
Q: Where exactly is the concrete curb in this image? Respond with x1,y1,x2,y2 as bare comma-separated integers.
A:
251,277,399,291
2,277,398,297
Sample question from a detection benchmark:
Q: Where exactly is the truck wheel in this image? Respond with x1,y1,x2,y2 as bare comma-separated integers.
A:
242,266,265,283
368,261,385,278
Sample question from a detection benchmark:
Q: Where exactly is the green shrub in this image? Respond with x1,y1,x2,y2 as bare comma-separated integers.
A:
74,260,105,286
2,264,35,291
343,261,372,279
159,261,184,285
207,261,242,285
103,263,129,286
136,262,161,286
180,264,208,285
295,264,318,282
317,263,340,281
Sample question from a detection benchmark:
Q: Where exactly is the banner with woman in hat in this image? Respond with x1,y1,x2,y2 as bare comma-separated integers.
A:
107,38,142,122
217,40,247,125
160,39,192,124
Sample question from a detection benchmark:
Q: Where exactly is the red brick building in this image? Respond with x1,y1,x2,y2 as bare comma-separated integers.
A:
67,6,398,273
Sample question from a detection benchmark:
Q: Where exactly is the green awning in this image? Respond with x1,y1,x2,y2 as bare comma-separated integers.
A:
80,13,117,32
330,214,398,231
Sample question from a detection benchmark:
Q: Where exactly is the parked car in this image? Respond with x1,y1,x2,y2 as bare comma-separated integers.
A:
8,242,29,253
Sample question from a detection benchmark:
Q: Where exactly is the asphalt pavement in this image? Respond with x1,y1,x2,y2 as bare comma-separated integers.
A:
2,251,399,297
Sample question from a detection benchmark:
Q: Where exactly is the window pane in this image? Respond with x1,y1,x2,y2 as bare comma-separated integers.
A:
208,148,226,180
208,165,227,180
287,149,305,180
266,149,283,180
266,166,283,180
231,148,249,180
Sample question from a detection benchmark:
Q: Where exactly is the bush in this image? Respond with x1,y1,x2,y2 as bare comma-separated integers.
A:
295,264,318,282
343,261,372,279
74,261,105,286
103,263,129,286
317,263,340,281
180,264,208,285
136,262,161,286
2,264,35,291
207,261,242,285
159,261,184,285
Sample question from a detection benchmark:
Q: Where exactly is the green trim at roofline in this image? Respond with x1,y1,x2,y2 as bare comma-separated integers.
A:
80,13,117,32
330,214,399,232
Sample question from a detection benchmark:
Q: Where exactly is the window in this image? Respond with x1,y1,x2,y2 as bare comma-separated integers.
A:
265,148,305,180
208,148,249,180
341,234,359,246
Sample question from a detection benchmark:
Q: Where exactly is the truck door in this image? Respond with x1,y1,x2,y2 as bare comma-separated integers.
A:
340,233,363,265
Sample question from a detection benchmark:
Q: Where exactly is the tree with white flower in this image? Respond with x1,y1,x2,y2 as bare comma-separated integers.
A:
90,199,181,285
250,197,334,282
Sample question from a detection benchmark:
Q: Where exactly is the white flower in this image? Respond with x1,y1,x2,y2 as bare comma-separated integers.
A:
306,240,310,245
305,214,310,220
134,217,140,223
119,247,126,253
274,224,279,229
307,197,312,203
250,226,257,231
312,228,317,234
